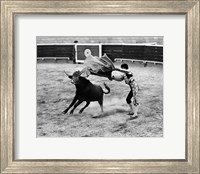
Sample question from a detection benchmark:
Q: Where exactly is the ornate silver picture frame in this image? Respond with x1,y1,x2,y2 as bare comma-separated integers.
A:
1,1,199,173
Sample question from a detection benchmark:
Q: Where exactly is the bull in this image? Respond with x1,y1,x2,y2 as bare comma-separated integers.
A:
63,70,110,115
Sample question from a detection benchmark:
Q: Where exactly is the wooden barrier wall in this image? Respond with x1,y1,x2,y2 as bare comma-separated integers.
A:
37,44,163,63
102,45,163,62
37,45,74,59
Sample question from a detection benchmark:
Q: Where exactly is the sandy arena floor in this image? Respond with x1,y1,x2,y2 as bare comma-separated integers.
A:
37,62,163,137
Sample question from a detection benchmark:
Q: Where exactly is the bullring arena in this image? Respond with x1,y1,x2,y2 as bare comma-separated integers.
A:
37,36,163,137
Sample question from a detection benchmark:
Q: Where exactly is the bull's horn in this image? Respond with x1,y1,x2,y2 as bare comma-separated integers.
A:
64,71,69,76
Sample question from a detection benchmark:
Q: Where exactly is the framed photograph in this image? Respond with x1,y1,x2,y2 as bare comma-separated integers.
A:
1,0,199,173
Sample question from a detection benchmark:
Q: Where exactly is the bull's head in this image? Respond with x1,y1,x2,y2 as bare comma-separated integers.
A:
64,70,81,85
71,71,81,84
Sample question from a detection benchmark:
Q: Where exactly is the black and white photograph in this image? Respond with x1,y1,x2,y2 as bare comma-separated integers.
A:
37,36,163,137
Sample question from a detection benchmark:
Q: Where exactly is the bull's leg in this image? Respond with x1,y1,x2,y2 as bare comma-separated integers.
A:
79,101,90,114
62,95,78,114
98,99,103,113
70,99,84,114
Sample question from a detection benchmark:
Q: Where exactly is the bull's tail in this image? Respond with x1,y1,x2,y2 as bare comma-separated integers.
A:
102,82,110,94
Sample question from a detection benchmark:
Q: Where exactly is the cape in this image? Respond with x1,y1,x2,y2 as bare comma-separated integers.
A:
81,54,116,80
